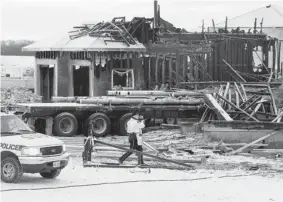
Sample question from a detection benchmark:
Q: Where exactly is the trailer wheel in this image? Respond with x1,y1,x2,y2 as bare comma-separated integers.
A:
54,112,78,137
119,113,132,136
163,117,177,125
87,113,111,137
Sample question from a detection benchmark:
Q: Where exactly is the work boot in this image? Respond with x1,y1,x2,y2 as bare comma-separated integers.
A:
138,155,145,165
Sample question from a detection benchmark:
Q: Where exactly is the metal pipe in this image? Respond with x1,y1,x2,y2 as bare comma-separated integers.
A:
80,97,203,105
107,90,203,97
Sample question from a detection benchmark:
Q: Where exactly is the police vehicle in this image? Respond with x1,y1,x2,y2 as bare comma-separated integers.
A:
1,112,70,183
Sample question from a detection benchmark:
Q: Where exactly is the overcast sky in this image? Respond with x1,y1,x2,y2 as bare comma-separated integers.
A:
1,0,283,41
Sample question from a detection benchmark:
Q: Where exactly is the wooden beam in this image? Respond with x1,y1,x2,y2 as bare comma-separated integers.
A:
148,56,151,87
216,93,260,122
230,130,282,155
235,91,240,107
176,51,180,85
240,83,248,101
228,89,232,111
169,54,172,87
162,56,166,84
247,100,262,121
93,139,195,169
234,82,244,102
267,85,278,115
155,54,159,83
204,94,233,121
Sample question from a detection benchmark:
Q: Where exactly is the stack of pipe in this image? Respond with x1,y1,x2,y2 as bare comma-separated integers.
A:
79,96,203,105
107,90,203,97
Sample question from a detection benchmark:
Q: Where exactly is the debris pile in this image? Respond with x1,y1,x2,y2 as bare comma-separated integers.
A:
0,87,42,107
82,128,283,171
200,82,283,123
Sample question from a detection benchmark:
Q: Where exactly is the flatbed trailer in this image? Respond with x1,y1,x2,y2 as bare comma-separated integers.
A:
11,101,203,137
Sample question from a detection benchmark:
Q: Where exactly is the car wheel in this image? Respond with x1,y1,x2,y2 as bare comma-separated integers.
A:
1,157,23,183
40,169,61,179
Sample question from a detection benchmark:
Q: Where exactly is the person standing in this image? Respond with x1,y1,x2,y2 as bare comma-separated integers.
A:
119,110,145,165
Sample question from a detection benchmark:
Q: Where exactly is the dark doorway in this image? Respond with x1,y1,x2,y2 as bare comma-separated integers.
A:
40,65,54,102
73,66,89,96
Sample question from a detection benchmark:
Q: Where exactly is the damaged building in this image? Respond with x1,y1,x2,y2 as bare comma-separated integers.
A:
22,1,283,102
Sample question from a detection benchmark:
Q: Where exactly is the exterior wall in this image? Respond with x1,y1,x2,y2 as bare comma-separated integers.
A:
34,51,146,97
93,62,111,96
56,52,71,97
133,58,145,90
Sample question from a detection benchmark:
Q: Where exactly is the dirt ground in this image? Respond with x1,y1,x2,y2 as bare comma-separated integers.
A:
1,157,283,202
1,127,283,202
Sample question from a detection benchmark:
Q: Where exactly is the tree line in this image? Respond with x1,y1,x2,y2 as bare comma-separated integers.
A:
1,40,34,56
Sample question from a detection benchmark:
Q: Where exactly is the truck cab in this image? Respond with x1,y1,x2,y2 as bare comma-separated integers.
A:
1,112,70,183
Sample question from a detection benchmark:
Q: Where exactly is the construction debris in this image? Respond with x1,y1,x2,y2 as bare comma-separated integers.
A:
0,87,42,107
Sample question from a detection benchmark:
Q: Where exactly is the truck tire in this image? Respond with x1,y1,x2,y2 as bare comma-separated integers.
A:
119,113,132,136
163,117,177,124
1,157,23,183
87,113,111,137
40,169,61,179
54,112,78,137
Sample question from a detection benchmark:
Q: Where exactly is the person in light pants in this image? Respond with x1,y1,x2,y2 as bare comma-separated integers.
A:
119,110,145,165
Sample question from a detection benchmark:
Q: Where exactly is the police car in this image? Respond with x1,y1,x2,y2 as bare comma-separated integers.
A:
1,112,70,183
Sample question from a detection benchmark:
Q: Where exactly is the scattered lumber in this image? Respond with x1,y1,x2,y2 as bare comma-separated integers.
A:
230,130,282,155
92,139,196,169
203,94,233,121
216,93,260,122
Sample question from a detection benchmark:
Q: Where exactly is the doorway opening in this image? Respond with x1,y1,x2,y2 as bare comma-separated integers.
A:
73,65,90,96
40,65,54,102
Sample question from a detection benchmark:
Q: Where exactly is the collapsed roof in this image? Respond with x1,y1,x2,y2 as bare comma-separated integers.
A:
23,18,147,52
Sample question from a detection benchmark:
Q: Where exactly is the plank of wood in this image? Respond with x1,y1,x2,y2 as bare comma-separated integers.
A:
271,111,283,123
162,56,166,84
93,139,195,169
240,83,248,101
221,82,230,107
234,82,244,102
155,54,159,83
169,54,172,87
230,130,282,155
228,88,232,110
216,93,260,122
204,94,233,121
243,96,262,111
175,51,180,84
200,107,209,123
235,91,240,107
247,100,262,121
267,85,278,115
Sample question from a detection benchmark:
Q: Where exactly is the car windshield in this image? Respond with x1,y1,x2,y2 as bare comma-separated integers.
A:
1,115,34,136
